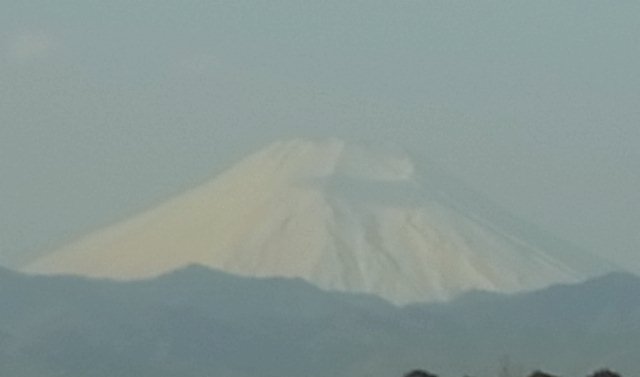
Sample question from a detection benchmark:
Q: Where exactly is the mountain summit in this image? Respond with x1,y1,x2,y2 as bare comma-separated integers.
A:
26,138,610,303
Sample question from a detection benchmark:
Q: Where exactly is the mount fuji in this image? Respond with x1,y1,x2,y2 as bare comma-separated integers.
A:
26,138,612,304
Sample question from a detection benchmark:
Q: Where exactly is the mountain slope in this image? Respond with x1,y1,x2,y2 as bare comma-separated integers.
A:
26,138,612,303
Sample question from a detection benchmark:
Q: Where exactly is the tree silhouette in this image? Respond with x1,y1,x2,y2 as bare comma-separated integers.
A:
528,371,560,377
403,369,438,377
589,369,621,377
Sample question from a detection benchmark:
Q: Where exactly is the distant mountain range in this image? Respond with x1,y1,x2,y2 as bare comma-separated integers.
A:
26,138,614,304
1,266,638,377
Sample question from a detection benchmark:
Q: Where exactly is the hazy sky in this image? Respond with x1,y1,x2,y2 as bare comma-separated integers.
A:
1,1,639,270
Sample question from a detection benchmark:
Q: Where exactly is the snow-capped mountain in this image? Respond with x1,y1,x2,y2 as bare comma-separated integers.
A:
25,138,612,304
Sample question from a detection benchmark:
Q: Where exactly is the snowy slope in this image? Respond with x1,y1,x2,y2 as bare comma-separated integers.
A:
25,138,612,304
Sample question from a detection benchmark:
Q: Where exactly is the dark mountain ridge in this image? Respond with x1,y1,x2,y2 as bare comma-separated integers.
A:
0,266,638,377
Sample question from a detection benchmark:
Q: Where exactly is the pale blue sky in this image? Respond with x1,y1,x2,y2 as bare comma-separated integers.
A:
1,1,639,270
